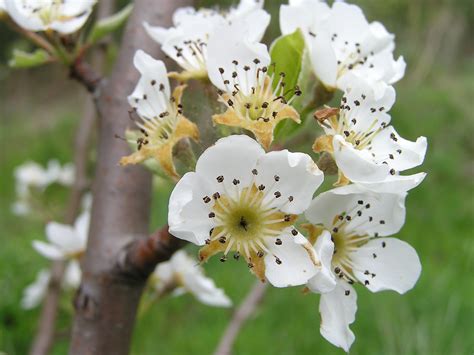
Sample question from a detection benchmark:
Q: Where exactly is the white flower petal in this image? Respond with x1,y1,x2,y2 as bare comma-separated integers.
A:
143,22,177,45
63,260,82,289
182,272,232,307
168,172,214,246
306,230,337,293
319,280,357,352
351,237,421,294
333,135,391,183
255,150,323,214
357,172,427,193
279,0,330,38
74,211,90,247
21,269,50,310
306,184,407,236
371,126,428,171
128,50,171,118
195,135,265,192
229,8,270,43
46,222,80,252
32,241,64,260
5,0,44,31
207,25,270,95
264,231,317,287
309,33,338,88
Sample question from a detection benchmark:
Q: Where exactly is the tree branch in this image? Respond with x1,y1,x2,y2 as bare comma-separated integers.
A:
69,1,192,354
121,225,187,278
214,282,268,355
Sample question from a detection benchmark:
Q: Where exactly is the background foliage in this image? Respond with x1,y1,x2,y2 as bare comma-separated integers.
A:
0,0,473,354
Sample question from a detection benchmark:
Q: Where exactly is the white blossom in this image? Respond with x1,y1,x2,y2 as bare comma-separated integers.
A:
168,135,324,287
21,260,81,310
4,0,96,34
120,50,199,179
313,79,427,191
32,211,89,260
304,184,421,351
280,1,406,92
150,250,232,307
144,0,270,80
206,24,301,149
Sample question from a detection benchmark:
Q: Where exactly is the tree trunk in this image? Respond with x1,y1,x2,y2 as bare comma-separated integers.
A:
69,1,192,354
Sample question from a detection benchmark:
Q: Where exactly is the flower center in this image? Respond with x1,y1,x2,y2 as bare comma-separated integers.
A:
129,84,181,151
217,60,301,122
172,38,208,76
201,171,297,264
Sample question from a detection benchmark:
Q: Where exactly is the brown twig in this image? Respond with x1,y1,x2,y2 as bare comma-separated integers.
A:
214,282,268,355
29,76,95,355
69,57,103,93
69,1,192,354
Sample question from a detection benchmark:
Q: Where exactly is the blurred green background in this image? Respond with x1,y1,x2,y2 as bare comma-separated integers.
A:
0,0,473,354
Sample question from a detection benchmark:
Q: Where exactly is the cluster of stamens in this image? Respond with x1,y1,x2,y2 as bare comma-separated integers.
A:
129,81,182,151
172,38,208,74
202,169,297,267
323,198,388,294
328,33,377,78
319,93,403,176
217,58,301,122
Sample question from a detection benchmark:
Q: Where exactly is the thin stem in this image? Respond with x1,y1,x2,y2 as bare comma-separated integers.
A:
214,281,268,355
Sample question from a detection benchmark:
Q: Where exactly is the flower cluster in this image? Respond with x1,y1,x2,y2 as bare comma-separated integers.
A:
116,0,428,352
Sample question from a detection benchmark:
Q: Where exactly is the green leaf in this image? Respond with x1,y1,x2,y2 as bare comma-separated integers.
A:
269,29,308,140
269,28,305,100
87,4,133,45
8,48,50,69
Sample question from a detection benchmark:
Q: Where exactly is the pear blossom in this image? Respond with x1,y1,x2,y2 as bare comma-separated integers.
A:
144,0,270,81
313,79,427,189
33,211,89,260
11,160,74,215
303,184,421,351
168,135,324,287
21,260,81,309
280,1,406,93
207,25,302,149
4,0,96,34
150,250,232,307
119,50,199,179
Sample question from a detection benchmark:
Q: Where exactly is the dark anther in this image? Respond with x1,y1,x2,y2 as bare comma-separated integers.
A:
258,184,265,191
345,290,350,296
233,178,240,185
252,168,258,175
274,191,282,198
291,229,298,236
275,238,282,245
213,192,221,199
274,175,280,181
219,236,227,244
217,175,224,183
220,256,227,262
382,241,386,248
203,196,211,203
288,196,294,202
208,212,216,218
275,257,282,265
234,252,240,260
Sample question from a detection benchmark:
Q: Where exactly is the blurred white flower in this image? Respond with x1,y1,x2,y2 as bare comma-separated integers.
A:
144,0,270,81
168,135,324,287
21,269,50,310
4,0,96,34
303,184,421,352
21,260,81,310
206,24,301,149
280,1,406,92
33,211,89,260
12,160,75,216
151,250,232,307
313,79,427,191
